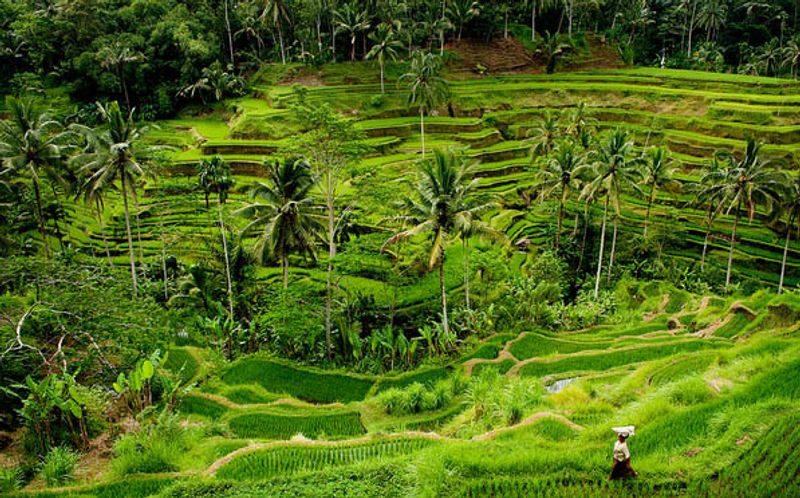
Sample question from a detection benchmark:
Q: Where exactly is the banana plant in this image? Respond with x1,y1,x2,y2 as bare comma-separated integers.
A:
113,351,163,414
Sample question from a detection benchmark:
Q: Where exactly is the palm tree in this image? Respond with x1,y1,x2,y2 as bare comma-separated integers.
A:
783,36,800,79
776,176,800,294
537,31,571,74
262,0,291,64
72,101,158,296
99,42,145,112
641,147,678,238
447,0,480,41
383,149,486,334
697,0,727,42
699,139,785,290
178,62,246,104
335,1,371,61
366,23,403,94
565,102,597,143
0,98,71,259
579,129,642,298
197,156,236,315
525,0,555,41
236,158,321,289
536,140,585,250
526,112,561,158
400,50,449,159
759,39,782,76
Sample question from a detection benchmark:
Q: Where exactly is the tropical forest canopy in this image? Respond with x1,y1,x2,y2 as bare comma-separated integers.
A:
1,1,800,497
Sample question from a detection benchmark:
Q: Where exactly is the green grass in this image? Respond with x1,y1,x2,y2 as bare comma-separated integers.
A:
178,395,229,419
371,367,452,394
215,437,436,480
222,358,375,403
5,476,176,498
227,411,365,440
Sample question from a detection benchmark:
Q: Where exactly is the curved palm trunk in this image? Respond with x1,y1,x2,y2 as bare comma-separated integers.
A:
96,200,113,268
643,185,657,238
778,216,794,294
439,257,449,335
725,200,742,290
555,188,566,250
120,174,138,296
463,238,471,310
577,202,590,272
325,192,335,361
420,107,426,159
224,0,235,64
278,23,287,64
701,206,713,271
380,60,385,94
607,216,618,284
531,3,536,41
131,185,145,267
218,201,234,316
594,196,609,299
32,179,51,259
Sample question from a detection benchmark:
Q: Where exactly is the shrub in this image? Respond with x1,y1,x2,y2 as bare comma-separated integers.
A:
668,377,715,406
39,446,79,486
112,411,194,476
376,377,463,416
0,466,22,492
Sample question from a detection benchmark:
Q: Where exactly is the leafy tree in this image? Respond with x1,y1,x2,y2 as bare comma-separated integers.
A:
699,139,786,290
641,147,678,238
237,158,322,289
262,0,292,64
72,102,160,296
98,41,145,112
526,112,561,158
335,1,371,61
0,98,71,260
535,140,586,250
579,129,642,298
366,23,403,94
697,0,728,42
400,50,449,159
178,62,246,104
536,31,571,74
383,149,487,335
776,176,800,294
447,0,480,41
783,36,800,79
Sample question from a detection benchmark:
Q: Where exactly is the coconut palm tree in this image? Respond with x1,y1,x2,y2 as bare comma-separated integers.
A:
262,0,291,64
99,42,145,112
366,23,403,94
71,101,159,296
400,50,449,159
0,98,72,259
197,156,236,315
699,139,785,290
776,176,800,294
697,0,728,42
236,158,321,289
526,112,561,158
537,31,571,74
783,36,800,79
335,1,371,61
382,149,487,334
535,140,585,249
447,0,480,41
641,147,678,238
578,129,643,298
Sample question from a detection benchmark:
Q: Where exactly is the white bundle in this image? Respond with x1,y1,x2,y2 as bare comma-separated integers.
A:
612,425,636,437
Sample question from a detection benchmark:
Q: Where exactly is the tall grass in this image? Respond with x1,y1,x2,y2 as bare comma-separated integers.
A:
226,411,365,439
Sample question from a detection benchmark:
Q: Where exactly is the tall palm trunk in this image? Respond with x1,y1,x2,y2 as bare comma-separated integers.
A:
224,0,235,64
380,60,385,94
439,256,449,335
118,66,132,112
463,237,471,309
778,215,794,294
420,107,426,159
218,201,234,316
607,216,618,283
120,174,138,296
701,205,713,270
131,185,145,267
278,23,287,64
282,253,289,289
555,188,566,249
594,196,609,299
643,185,657,238
725,200,742,290
531,2,536,41
324,177,335,361
32,179,51,259
96,199,113,268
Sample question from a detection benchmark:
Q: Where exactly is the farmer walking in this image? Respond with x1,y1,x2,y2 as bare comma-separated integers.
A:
610,426,638,480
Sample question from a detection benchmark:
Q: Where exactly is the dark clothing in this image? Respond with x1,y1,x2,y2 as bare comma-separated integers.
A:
609,458,637,480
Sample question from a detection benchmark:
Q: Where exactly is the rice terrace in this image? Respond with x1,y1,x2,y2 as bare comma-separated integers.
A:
2,1,800,497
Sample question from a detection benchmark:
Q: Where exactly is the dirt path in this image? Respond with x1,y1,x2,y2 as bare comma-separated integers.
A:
189,391,345,411
463,350,517,377
643,294,670,322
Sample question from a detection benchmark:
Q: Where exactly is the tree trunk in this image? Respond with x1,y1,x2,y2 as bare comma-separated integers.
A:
779,220,792,294
380,61,385,94
701,232,710,271
725,201,742,290
577,202,589,272
96,200,113,268
687,6,696,58
594,196,609,299
556,188,566,249
131,185,145,267
504,11,509,39
420,107,426,159
224,0,235,64
218,201,234,316
120,175,138,296
325,177,336,361
607,215,618,283
120,68,132,113
351,38,356,61
463,237,470,310
643,185,657,238
531,2,536,41
32,179,51,259
439,256,449,335
278,24,286,64
282,254,289,289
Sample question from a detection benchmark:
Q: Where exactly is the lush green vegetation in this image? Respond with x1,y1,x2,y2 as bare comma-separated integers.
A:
3,3,800,495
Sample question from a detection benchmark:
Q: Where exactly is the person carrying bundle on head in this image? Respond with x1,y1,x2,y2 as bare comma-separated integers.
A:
609,426,638,480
